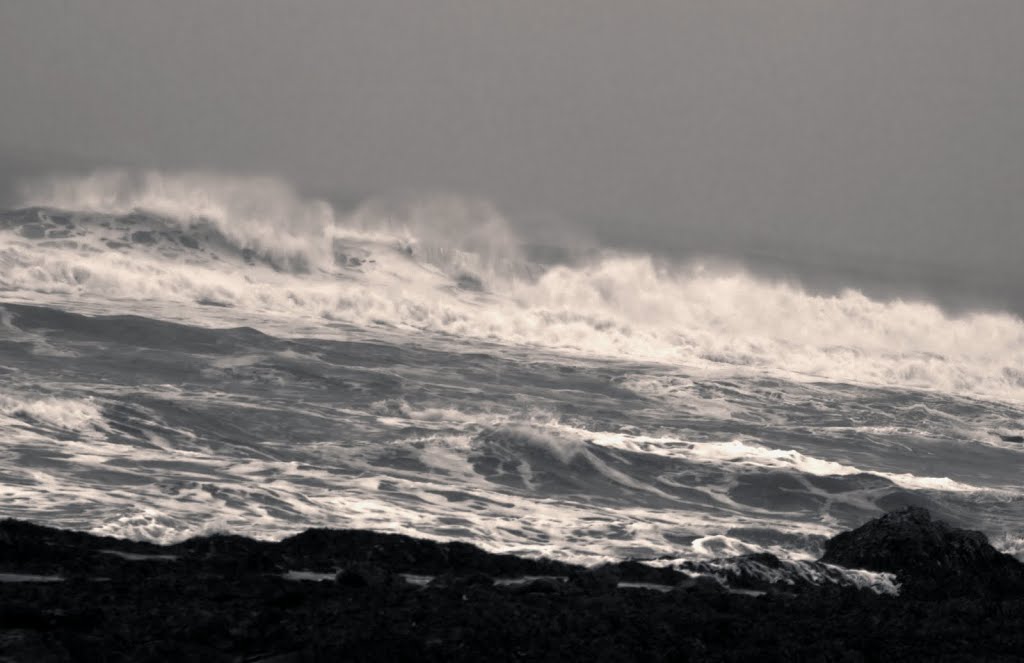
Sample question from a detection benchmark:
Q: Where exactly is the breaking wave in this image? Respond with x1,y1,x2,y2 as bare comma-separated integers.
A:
6,170,1024,402
678,555,901,596
586,433,1002,495
0,393,106,432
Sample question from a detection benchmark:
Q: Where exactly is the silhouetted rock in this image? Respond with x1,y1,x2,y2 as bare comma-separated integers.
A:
567,567,618,592
336,562,400,589
821,506,1024,599
427,572,494,589
1,512,1023,661
509,577,566,595
597,560,687,585
275,528,575,577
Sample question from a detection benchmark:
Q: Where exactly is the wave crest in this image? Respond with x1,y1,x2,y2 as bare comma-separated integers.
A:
18,170,529,282
8,170,1024,402
20,170,336,272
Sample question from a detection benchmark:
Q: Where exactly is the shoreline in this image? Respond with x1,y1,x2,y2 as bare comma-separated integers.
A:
1,507,1022,661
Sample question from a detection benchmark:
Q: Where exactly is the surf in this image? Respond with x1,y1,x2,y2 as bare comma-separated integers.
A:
5,169,1024,404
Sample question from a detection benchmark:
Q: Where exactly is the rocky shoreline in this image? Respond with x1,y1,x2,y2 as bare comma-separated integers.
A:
1,507,1022,661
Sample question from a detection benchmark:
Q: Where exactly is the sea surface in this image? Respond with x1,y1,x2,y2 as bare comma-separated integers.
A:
1,172,1022,570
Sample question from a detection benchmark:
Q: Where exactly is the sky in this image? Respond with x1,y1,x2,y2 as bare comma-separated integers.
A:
1,1,1022,312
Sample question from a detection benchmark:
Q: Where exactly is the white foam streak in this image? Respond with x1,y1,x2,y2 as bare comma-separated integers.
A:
89,508,236,545
0,394,106,432
992,533,1024,561
683,556,901,596
587,433,999,495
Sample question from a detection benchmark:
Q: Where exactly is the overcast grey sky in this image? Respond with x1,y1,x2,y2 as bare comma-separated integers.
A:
1,1,1022,310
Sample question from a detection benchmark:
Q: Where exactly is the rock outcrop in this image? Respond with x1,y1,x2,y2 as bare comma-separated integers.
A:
821,506,1024,599
0,510,1022,661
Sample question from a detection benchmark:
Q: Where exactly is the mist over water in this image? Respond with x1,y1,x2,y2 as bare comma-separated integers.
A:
2,170,1023,567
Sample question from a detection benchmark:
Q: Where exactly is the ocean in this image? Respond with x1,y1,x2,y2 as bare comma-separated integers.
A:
1,171,1022,573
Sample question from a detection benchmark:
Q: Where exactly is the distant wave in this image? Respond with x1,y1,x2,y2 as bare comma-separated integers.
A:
17,170,528,280
6,170,1024,402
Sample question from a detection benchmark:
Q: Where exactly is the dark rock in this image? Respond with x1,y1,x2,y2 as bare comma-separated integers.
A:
821,506,1024,599
509,577,566,595
1,513,1023,661
597,560,688,585
681,575,728,597
335,562,396,589
998,434,1024,443
428,572,494,589
276,528,575,577
567,568,618,592
737,551,784,569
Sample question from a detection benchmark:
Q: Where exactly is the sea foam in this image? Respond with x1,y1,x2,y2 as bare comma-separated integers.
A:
8,170,1024,404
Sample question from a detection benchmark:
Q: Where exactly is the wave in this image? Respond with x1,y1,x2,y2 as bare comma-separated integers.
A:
587,434,1003,495
17,170,528,279
0,393,106,432
88,507,240,546
6,170,1024,402
992,533,1024,561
